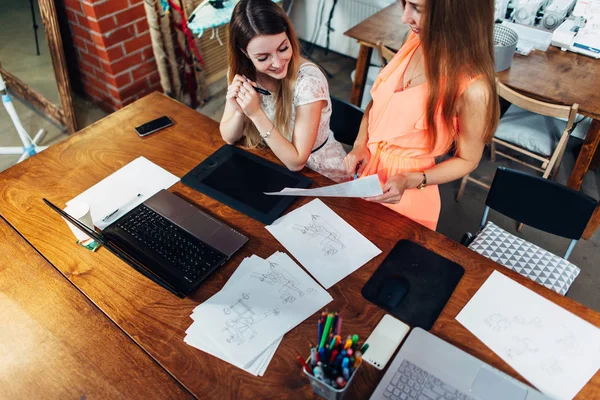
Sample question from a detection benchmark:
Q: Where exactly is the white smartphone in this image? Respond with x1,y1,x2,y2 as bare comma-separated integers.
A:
363,314,410,370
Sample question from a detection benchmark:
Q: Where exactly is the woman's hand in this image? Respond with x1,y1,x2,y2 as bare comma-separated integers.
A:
226,74,246,114
364,174,409,204
236,79,262,118
343,144,371,178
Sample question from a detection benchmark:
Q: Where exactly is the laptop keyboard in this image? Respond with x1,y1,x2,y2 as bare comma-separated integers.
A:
382,360,476,400
117,204,227,282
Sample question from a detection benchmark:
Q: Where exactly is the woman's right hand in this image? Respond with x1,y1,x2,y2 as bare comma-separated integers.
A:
226,74,246,114
344,144,371,177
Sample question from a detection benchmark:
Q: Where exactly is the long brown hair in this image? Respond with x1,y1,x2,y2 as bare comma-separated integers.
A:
400,0,500,151
228,0,301,147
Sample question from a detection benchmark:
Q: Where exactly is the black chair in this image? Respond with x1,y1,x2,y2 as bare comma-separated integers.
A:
330,96,364,148
464,166,597,295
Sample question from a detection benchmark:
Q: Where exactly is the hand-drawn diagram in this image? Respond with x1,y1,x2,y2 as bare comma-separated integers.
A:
251,262,317,304
555,324,578,351
293,214,346,256
540,357,564,375
222,293,279,345
484,313,543,332
507,336,539,358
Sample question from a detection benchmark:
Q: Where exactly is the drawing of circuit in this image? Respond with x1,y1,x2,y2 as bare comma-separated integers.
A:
251,262,316,304
222,293,279,345
293,214,346,256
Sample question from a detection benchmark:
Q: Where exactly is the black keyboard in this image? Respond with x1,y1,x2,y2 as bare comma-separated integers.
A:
116,204,226,283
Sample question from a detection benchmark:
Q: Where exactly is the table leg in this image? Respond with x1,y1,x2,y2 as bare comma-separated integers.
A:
568,119,600,190
349,44,373,107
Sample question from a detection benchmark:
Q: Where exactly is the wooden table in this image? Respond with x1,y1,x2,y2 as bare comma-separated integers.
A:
0,217,191,399
345,3,600,239
0,92,598,399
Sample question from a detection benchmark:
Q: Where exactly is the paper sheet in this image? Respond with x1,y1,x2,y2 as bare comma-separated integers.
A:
264,175,383,198
190,252,332,368
266,199,381,288
67,157,180,230
185,253,284,376
456,271,600,400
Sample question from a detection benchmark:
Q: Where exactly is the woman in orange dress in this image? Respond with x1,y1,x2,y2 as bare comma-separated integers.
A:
344,0,500,230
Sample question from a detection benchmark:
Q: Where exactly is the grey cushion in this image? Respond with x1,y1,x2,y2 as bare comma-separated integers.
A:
494,105,568,157
468,222,580,295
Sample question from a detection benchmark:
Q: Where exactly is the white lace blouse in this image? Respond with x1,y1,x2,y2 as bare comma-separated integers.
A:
259,63,348,182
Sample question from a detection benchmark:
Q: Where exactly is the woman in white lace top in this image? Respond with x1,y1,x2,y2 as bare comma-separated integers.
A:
219,0,347,182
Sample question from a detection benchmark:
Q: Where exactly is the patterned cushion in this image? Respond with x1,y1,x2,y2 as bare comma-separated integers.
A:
468,222,580,295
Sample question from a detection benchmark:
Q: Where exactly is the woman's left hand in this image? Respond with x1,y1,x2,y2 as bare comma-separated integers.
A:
364,174,409,204
236,80,262,118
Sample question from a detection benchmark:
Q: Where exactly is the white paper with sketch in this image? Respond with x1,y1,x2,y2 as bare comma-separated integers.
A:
456,271,600,400
191,252,332,368
67,156,180,230
264,175,383,198
185,254,284,376
265,199,381,288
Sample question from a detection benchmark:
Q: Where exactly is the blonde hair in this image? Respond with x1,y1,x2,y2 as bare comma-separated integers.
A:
228,0,301,147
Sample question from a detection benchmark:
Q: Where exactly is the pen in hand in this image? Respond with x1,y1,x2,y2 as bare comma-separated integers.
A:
102,193,143,222
353,162,362,181
242,75,271,95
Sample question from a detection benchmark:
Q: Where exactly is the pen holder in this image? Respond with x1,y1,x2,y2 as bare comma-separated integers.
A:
303,355,361,400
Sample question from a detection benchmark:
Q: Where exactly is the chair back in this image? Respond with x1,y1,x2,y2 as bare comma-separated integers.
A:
377,41,397,67
485,167,597,240
497,79,578,129
330,96,364,146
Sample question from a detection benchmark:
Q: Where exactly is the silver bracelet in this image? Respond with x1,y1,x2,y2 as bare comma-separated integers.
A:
260,122,274,139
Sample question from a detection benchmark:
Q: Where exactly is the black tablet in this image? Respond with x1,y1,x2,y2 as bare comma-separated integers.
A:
181,145,312,224
362,240,464,330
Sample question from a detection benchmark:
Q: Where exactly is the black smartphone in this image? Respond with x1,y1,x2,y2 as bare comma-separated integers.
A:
135,116,173,137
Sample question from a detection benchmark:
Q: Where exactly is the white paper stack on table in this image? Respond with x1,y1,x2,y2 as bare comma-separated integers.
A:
185,252,332,376
67,156,180,229
457,271,600,400
266,199,382,288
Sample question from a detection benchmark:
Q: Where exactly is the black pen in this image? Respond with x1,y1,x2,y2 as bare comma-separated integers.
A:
242,75,271,95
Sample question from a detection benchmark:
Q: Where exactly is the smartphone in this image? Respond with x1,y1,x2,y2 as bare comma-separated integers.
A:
363,314,410,370
135,116,173,137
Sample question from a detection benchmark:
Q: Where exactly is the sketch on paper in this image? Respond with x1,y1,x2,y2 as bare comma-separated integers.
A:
540,357,564,375
251,262,316,304
293,214,346,256
555,324,578,350
222,293,279,345
484,313,543,332
506,336,539,358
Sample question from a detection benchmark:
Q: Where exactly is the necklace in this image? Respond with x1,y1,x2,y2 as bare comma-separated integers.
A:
403,50,424,90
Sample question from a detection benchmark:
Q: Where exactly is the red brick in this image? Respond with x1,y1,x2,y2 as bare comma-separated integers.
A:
77,50,102,68
70,23,94,43
146,70,160,85
128,0,144,7
117,78,150,100
130,59,155,81
123,32,151,54
78,60,98,77
114,4,145,26
135,19,149,34
140,45,154,61
109,51,143,75
72,36,89,53
95,44,124,63
65,9,83,25
113,71,133,87
82,2,97,18
64,0,84,13
86,0,130,19
93,67,117,87
83,15,119,34
85,73,111,93
102,24,136,48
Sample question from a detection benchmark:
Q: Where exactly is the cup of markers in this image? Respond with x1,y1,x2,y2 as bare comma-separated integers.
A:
297,312,369,400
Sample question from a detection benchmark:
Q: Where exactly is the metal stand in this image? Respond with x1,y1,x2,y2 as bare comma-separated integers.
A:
30,0,41,56
0,73,47,163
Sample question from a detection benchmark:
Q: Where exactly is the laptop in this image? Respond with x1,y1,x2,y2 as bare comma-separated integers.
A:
44,189,248,298
370,328,552,400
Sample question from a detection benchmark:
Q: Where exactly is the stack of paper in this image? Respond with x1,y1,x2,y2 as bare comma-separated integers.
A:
266,199,381,288
457,271,600,400
185,252,332,376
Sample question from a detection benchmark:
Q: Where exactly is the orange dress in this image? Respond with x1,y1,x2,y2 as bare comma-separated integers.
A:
361,33,466,231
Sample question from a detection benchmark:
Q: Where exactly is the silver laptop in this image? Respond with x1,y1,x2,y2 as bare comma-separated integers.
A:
370,328,552,400
45,189,248,298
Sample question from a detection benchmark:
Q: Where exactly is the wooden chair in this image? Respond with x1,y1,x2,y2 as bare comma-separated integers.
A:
376,41,396,66
456,79,579,201
464,167,597,295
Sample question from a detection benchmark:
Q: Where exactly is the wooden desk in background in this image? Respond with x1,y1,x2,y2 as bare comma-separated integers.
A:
0,93,598,399
345,3,600,240
0,217,191,399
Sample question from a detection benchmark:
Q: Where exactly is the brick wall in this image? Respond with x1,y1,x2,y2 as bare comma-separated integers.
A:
63,0,161,112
